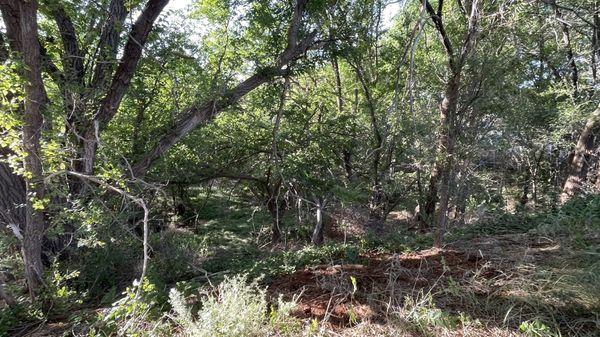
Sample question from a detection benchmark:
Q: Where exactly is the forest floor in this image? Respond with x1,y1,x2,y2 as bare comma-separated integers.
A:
4,195,600,337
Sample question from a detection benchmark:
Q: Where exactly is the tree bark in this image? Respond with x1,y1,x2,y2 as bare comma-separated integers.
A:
18,0,49,297
432,73,461,247
267,190,286,243
0,151,26,233
77,0,170,175
560,103,600,203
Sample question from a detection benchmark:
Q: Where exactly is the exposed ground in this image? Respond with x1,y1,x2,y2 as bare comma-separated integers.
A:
4,196,600,337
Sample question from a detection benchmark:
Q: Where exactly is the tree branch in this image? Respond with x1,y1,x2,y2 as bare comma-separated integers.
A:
95,0,170,128
131,0,316,177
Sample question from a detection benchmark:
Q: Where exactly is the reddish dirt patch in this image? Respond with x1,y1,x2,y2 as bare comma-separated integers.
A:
268,248,492,327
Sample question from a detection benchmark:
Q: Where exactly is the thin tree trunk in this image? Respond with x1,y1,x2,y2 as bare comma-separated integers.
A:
550,0,579,96
311,198,324,246
560,103,600,203
432,73,460,247
521,168,531,206
267,195,285,243
422,0,479,247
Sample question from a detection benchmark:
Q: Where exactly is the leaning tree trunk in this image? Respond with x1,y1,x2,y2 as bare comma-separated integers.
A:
560,103,600,203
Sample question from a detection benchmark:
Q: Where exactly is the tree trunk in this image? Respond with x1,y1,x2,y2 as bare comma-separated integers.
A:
430,73,461,247
560,103,600,203
19,0,48,297
0,0,26,235
0,282,15,306
422,0,479,247
0,150,26,233
520,169,531,206
267,197,284,243
311,199,324,246
264,177,287,244
550,0,578,96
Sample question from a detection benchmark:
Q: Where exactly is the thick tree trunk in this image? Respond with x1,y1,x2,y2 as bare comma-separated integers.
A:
0,30,26,230
560,103,600,203
19,0,48,297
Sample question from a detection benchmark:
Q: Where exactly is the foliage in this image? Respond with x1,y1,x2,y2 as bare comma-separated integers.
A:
169,274,299,337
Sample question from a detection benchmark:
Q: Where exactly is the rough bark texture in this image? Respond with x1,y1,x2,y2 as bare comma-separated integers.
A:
560,103,600,203
89,0,127,90
18,0,49,296
431,73,461,247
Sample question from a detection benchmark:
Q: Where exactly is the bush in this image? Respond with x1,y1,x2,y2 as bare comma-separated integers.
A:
169,274,298,337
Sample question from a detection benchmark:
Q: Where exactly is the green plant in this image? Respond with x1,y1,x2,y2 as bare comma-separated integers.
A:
96,278,166,336
398,291,460,334
519,319,556,337
169,274,299,337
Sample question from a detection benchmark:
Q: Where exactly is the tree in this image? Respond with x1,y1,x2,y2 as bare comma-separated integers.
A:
421,0,481,247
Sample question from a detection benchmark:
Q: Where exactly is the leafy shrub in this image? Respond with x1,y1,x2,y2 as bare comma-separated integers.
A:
94,278,168,336
169,274,298,337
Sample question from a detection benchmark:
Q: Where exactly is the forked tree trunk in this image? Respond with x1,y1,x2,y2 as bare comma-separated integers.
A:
422,0,480,247
560,103,600,203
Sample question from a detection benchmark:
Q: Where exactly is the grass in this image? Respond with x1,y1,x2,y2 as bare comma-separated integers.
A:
1,194,599,336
